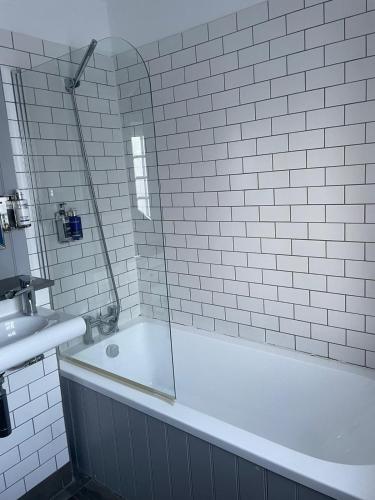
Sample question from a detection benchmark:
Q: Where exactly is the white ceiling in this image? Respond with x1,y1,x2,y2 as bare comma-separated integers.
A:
0,0,111,48
0,0,264,49
106,0,264,47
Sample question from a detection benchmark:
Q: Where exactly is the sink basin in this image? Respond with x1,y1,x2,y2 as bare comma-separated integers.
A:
0,314,49,348
0,302,86,373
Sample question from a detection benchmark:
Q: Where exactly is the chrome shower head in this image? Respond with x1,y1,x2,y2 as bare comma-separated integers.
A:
65,39,98,93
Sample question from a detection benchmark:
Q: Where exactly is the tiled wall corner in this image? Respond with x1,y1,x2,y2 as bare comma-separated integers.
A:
8,49,142,323
129,0,375,369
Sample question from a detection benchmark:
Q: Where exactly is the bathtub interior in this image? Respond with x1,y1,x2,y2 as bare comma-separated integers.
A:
61,317,175,397
63,320,375,466
170,326,375,466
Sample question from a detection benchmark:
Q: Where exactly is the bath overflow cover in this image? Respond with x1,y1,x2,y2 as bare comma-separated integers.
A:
106,344,119,358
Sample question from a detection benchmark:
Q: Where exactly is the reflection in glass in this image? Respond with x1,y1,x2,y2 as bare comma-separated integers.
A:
131,136,150,220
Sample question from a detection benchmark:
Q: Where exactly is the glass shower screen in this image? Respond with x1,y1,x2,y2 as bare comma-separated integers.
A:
10,37,175,398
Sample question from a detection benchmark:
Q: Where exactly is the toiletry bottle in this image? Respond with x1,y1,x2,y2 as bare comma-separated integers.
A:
68,209,83,240
13,190,31,228
0,198,10,231
0,225,5,248
6,197,16,228
0,383,11,437
55,203,71,242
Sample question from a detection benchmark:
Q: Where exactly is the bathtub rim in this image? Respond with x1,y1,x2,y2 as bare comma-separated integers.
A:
59,316,177,400
59,325,375,500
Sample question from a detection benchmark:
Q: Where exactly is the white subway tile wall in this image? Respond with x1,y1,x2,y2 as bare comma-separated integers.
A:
0,352,66,499
1,0,375,494
124,0,375,368
0,35,72,498
5,47,143,322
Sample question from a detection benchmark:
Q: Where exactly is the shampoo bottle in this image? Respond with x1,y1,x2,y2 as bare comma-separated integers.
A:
68,209,83,240
13,190,31,228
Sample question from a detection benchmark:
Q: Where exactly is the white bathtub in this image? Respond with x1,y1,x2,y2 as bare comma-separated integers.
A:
60,320,375,500
63,318,175,397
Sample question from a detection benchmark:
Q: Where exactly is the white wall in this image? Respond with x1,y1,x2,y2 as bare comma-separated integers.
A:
0,0,263,50
0,0,111,49
107,0,262,47
118,0,375,369
0,30,72,499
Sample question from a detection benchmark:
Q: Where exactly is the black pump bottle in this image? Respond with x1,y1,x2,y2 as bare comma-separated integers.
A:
0,375,11,438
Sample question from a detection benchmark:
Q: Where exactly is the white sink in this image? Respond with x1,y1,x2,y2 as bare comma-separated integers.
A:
0,314,49,348
0,300,86,373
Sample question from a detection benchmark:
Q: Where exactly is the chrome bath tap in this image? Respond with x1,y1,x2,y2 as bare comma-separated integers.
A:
83,306,119,344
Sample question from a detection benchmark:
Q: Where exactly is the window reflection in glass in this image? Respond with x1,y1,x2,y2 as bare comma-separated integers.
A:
131,136,150,219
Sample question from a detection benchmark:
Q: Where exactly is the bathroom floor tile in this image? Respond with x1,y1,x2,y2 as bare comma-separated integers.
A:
69,480,122,500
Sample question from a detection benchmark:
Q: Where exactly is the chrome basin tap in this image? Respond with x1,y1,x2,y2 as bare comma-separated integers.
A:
83,315,100,345
14,277,37,316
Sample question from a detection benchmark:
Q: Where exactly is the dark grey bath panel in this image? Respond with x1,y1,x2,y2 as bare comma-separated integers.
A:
61,377,334,500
